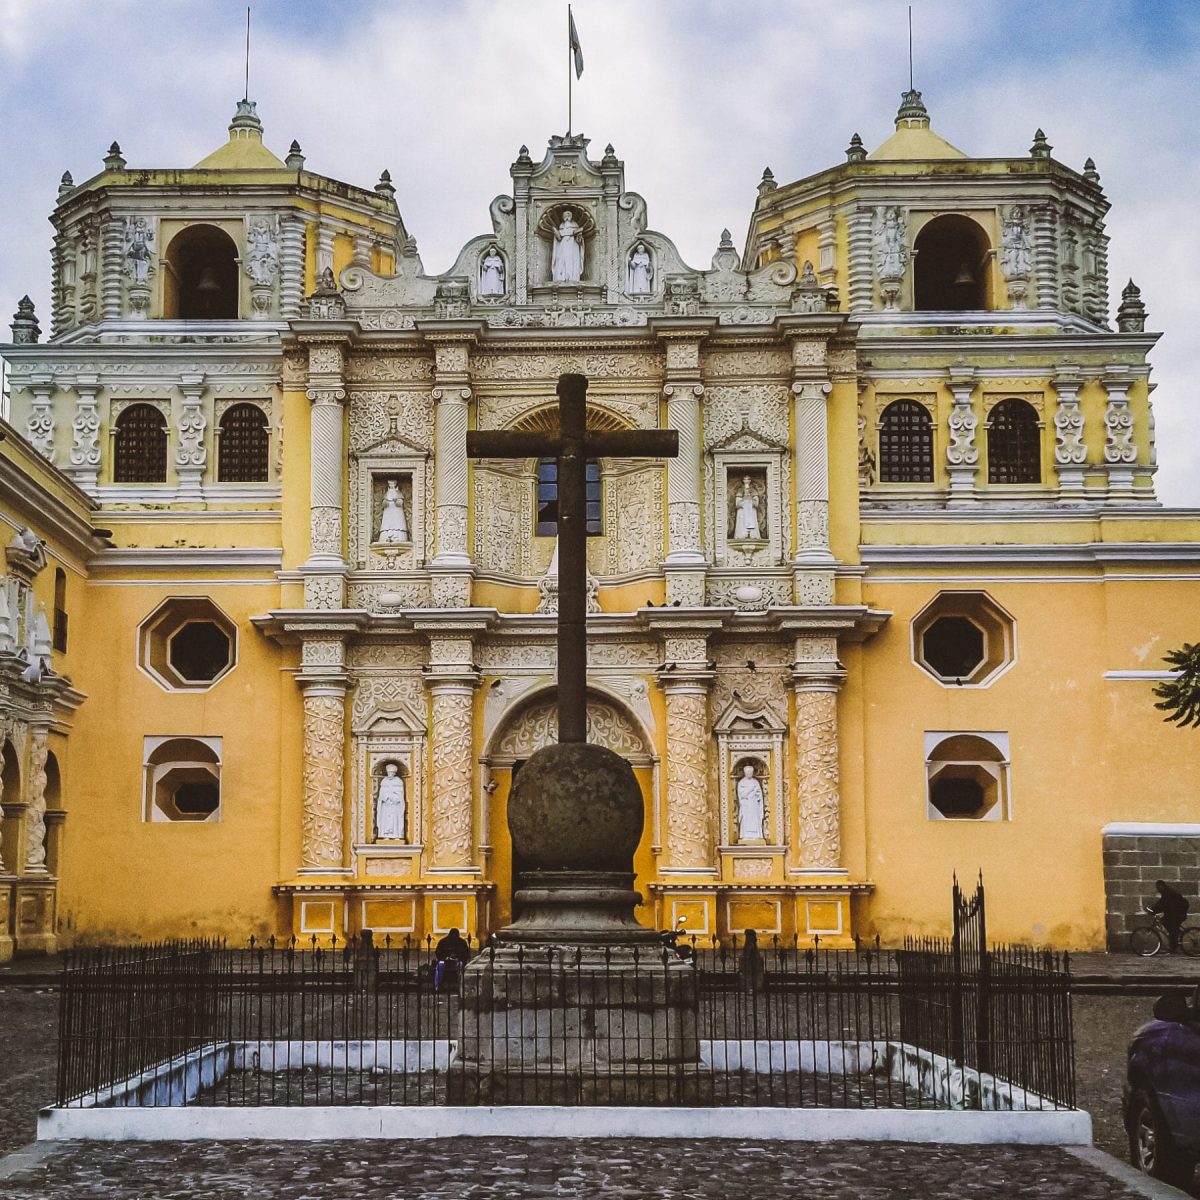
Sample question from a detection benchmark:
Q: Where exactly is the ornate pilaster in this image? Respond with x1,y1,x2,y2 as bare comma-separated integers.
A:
279,215,308,320
26,374,56,462
423,633,481,872
659,324,710,606
657,631,715,874
846,206,874,313
303,338,351,608
23,727,50,873
1102,366,1138,500
100,218,123,321
67,375,101,493
1032,204,1059,310
792,642,845,875
1051,366,1087,501
316,225,336,279
174,373,207,502
298,637,349,875
945,370,979,506
429,334,477,606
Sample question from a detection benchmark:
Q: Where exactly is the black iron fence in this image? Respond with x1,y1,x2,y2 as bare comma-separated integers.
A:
56,933,1075,1111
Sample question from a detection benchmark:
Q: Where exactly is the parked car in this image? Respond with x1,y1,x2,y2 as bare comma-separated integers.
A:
1125,989,1200,1187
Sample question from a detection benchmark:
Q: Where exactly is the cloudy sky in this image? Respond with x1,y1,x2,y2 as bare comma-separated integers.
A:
1,0,1197,504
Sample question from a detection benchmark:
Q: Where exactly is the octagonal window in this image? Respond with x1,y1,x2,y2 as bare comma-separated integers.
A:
144,736,221,822
926,733,1009,821
912,592,1015,687
139,598,238,691
168,621,233,683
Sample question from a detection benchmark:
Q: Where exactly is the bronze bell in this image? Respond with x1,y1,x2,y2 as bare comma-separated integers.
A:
954,261,976,286
195,266,221,293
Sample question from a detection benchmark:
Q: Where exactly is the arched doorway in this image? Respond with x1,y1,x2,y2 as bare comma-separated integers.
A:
163,224,239,319
484,691,656,930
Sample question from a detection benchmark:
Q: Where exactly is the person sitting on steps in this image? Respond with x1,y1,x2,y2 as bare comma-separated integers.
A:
433,927,471,991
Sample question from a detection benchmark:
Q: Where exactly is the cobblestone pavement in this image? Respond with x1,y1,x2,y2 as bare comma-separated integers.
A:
0,1140,1164,1200
0,988,57,1156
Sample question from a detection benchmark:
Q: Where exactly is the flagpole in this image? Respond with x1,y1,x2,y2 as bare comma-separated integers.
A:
567,4,573,134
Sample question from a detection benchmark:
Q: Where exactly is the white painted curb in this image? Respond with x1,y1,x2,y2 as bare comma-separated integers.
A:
38,1104,1093,1145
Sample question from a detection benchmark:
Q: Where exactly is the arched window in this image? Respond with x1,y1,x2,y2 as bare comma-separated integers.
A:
536,458,602,537
163,224,239,319
926,733,1009,820
878,400,934,483
914,215,990,311
987,398,1041,484
217,403,270,482
143,736,221,822
113,404,168,483
53,568,68,653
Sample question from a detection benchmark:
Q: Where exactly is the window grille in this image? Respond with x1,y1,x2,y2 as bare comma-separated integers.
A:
113,404,168,483
536,459,602,537
878,400,933,483
217,403,270,482
987,398,1041,484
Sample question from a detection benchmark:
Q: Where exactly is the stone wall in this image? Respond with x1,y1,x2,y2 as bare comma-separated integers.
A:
1103,830,1200,951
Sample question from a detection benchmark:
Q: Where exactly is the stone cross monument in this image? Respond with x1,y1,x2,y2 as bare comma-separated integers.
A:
466,373,678,946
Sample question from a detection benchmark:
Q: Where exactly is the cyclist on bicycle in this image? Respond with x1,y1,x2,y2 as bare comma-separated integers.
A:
1148,879,1190,954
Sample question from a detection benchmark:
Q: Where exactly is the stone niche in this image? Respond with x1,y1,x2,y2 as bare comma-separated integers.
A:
352,707,426,873
713,697,787,872
351,443,428,570
709,435,786,568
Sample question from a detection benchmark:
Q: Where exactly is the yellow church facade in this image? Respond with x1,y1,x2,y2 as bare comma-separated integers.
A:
1,93,1196,959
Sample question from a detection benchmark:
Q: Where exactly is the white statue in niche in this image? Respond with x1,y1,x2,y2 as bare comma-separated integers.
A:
731,475,763,540
551,209,585,282
628,242,653,294
246,218,279,287
376,479,409,543
735,764,766,842
1000,207,1032,278
375,762,407,841
479,244,506,296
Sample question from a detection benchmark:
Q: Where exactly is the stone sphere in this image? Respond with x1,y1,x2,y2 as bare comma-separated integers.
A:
508,742,643,872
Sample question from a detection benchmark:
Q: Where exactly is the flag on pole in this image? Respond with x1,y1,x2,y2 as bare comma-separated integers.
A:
568,7,584,78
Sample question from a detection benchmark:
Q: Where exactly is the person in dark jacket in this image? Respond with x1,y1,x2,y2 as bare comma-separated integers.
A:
434,928,471,990
1149,880,1190,953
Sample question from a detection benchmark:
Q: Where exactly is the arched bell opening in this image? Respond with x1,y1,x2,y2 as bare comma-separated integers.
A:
913,214,991,311
163,224,239,319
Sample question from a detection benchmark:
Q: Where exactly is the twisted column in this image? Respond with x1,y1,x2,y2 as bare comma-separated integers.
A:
792,378,834,564
24,728,50,873
432,386,471,566
663,382,704,564
101,218,123,321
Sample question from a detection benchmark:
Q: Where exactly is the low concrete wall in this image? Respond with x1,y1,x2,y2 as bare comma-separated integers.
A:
1101,825,1200,951
38,1104,1092,1145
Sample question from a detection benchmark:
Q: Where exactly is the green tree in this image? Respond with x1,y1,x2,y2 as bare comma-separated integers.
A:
1153,643,1200,728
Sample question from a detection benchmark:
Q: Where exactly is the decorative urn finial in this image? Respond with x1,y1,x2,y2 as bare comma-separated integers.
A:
10,295,40,344
104,142,126,171
58,170,74,199
1083,156,1100,184
896,88,930,126
375,169,396,201
1117,279,1147,333
846,132,867,163
757,166,777,198
1030,129,1052,159
285,140,305,169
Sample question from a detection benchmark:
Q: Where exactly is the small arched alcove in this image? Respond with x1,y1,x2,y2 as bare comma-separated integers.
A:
163,224,240,319
44,750,63,875
914,215,991,311
1,740,21,869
